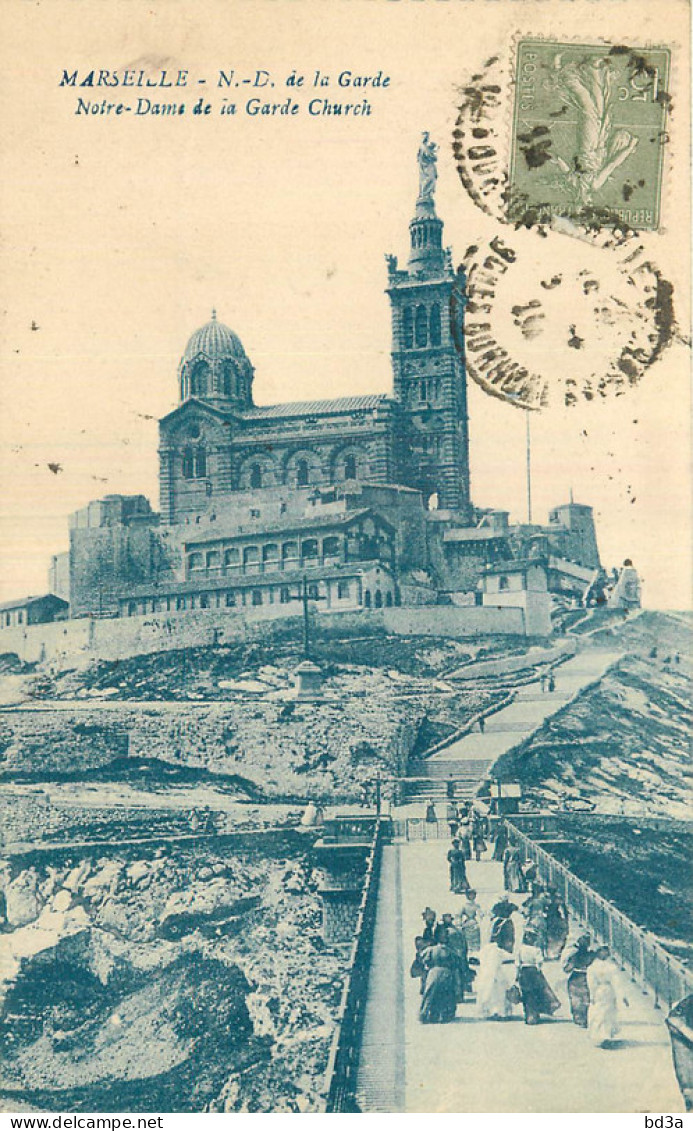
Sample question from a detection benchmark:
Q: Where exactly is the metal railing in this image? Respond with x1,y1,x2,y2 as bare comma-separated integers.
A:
324,819,385,1112
507,821,693,1010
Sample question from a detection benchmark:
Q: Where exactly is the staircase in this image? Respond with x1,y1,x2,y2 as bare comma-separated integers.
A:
401,758,494,801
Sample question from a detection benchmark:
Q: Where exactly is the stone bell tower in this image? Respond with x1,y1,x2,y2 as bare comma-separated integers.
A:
386,133,471,520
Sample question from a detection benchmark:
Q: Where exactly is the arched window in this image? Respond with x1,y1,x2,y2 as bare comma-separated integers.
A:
344,454,357,480
195,448,206,478
224,548,240,568
282,541,298,562
222,365,233,396
415,305,428,347
128,601,137,617
301,538,319,560
190,363,208,397
419,380,428,402
385,591,393,607
225,592,236,606
200,594,210,609
402,307,414,349
206,551,220,570
187,552,203,571
374,590,383,608
243,545,260,569
250,464,262,489
296,459,309,487
323,536,341,559
262,543,279,564
430,303,442,346
364,590,372,609
251,589,263,606
182,448,194,479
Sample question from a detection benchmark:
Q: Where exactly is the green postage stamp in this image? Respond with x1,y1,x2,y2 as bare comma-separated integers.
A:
509,40,671,229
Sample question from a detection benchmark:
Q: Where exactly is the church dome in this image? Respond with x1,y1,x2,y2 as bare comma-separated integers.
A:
183,311,248,362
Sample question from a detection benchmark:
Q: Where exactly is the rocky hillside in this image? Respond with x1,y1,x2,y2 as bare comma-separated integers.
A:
0,839,344,1113
495,613,691,819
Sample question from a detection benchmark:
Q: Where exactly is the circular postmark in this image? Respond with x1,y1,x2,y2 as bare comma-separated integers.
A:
451,231,675,410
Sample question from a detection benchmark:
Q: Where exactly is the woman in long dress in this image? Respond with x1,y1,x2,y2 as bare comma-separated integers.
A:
457,889,482,953
516,929,561,1025
563,933,596,1027
502,846,525,893
476,940,516,1019
586,946,629,1046
545,888,570,959
447,839,469,894
419,943,458,1024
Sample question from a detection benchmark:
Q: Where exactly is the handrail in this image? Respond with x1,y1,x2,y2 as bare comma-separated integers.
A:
507,821,693,1010
324,819,385,1112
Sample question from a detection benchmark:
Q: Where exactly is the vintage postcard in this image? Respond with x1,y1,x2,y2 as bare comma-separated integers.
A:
0,0,690,1118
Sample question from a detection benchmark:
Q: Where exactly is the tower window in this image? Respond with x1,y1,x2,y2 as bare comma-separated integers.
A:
182,448,194,479
296,459,309,487
402,307,414,350
262,543,279,564
415,305,428,348
250,464,262,489
430,303,442,346
344,454,357,480
190,363,208,398
195,449,207,478
419,379,428,402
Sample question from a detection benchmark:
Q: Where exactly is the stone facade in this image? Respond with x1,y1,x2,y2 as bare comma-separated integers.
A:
34,139,605,628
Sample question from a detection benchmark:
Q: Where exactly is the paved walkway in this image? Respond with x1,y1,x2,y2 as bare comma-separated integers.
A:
356,841,682,1113
430,650,622,766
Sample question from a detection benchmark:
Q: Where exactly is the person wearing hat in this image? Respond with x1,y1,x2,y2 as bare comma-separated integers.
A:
421,906,437,944
563,933,598,1027
447,838,469,894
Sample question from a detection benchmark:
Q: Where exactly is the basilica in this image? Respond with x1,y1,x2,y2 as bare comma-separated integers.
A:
43,138,607,629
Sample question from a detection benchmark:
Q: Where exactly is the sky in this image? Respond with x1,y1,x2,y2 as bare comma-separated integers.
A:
0,0,690,609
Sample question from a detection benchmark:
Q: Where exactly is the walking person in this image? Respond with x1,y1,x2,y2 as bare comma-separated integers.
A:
563,933,597,1027
502,845,525,893
447,839,469,894
476,938,516,1019
516,929,561,1025
492,818,509,861
457,888,482,953
545,887,570,959
410,936,430,995
586,946,630,1046
456,815,472,861
419,942,459,1024
524,882,551,955
548,672,556,693
421,906,437,944
471,812,488,861
490,897,519,955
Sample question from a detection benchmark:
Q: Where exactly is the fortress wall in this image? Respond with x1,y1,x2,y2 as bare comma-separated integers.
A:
0,602,531,671
381,605,526,637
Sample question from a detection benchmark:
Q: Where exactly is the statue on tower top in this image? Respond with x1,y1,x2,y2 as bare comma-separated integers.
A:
417,131,438,202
